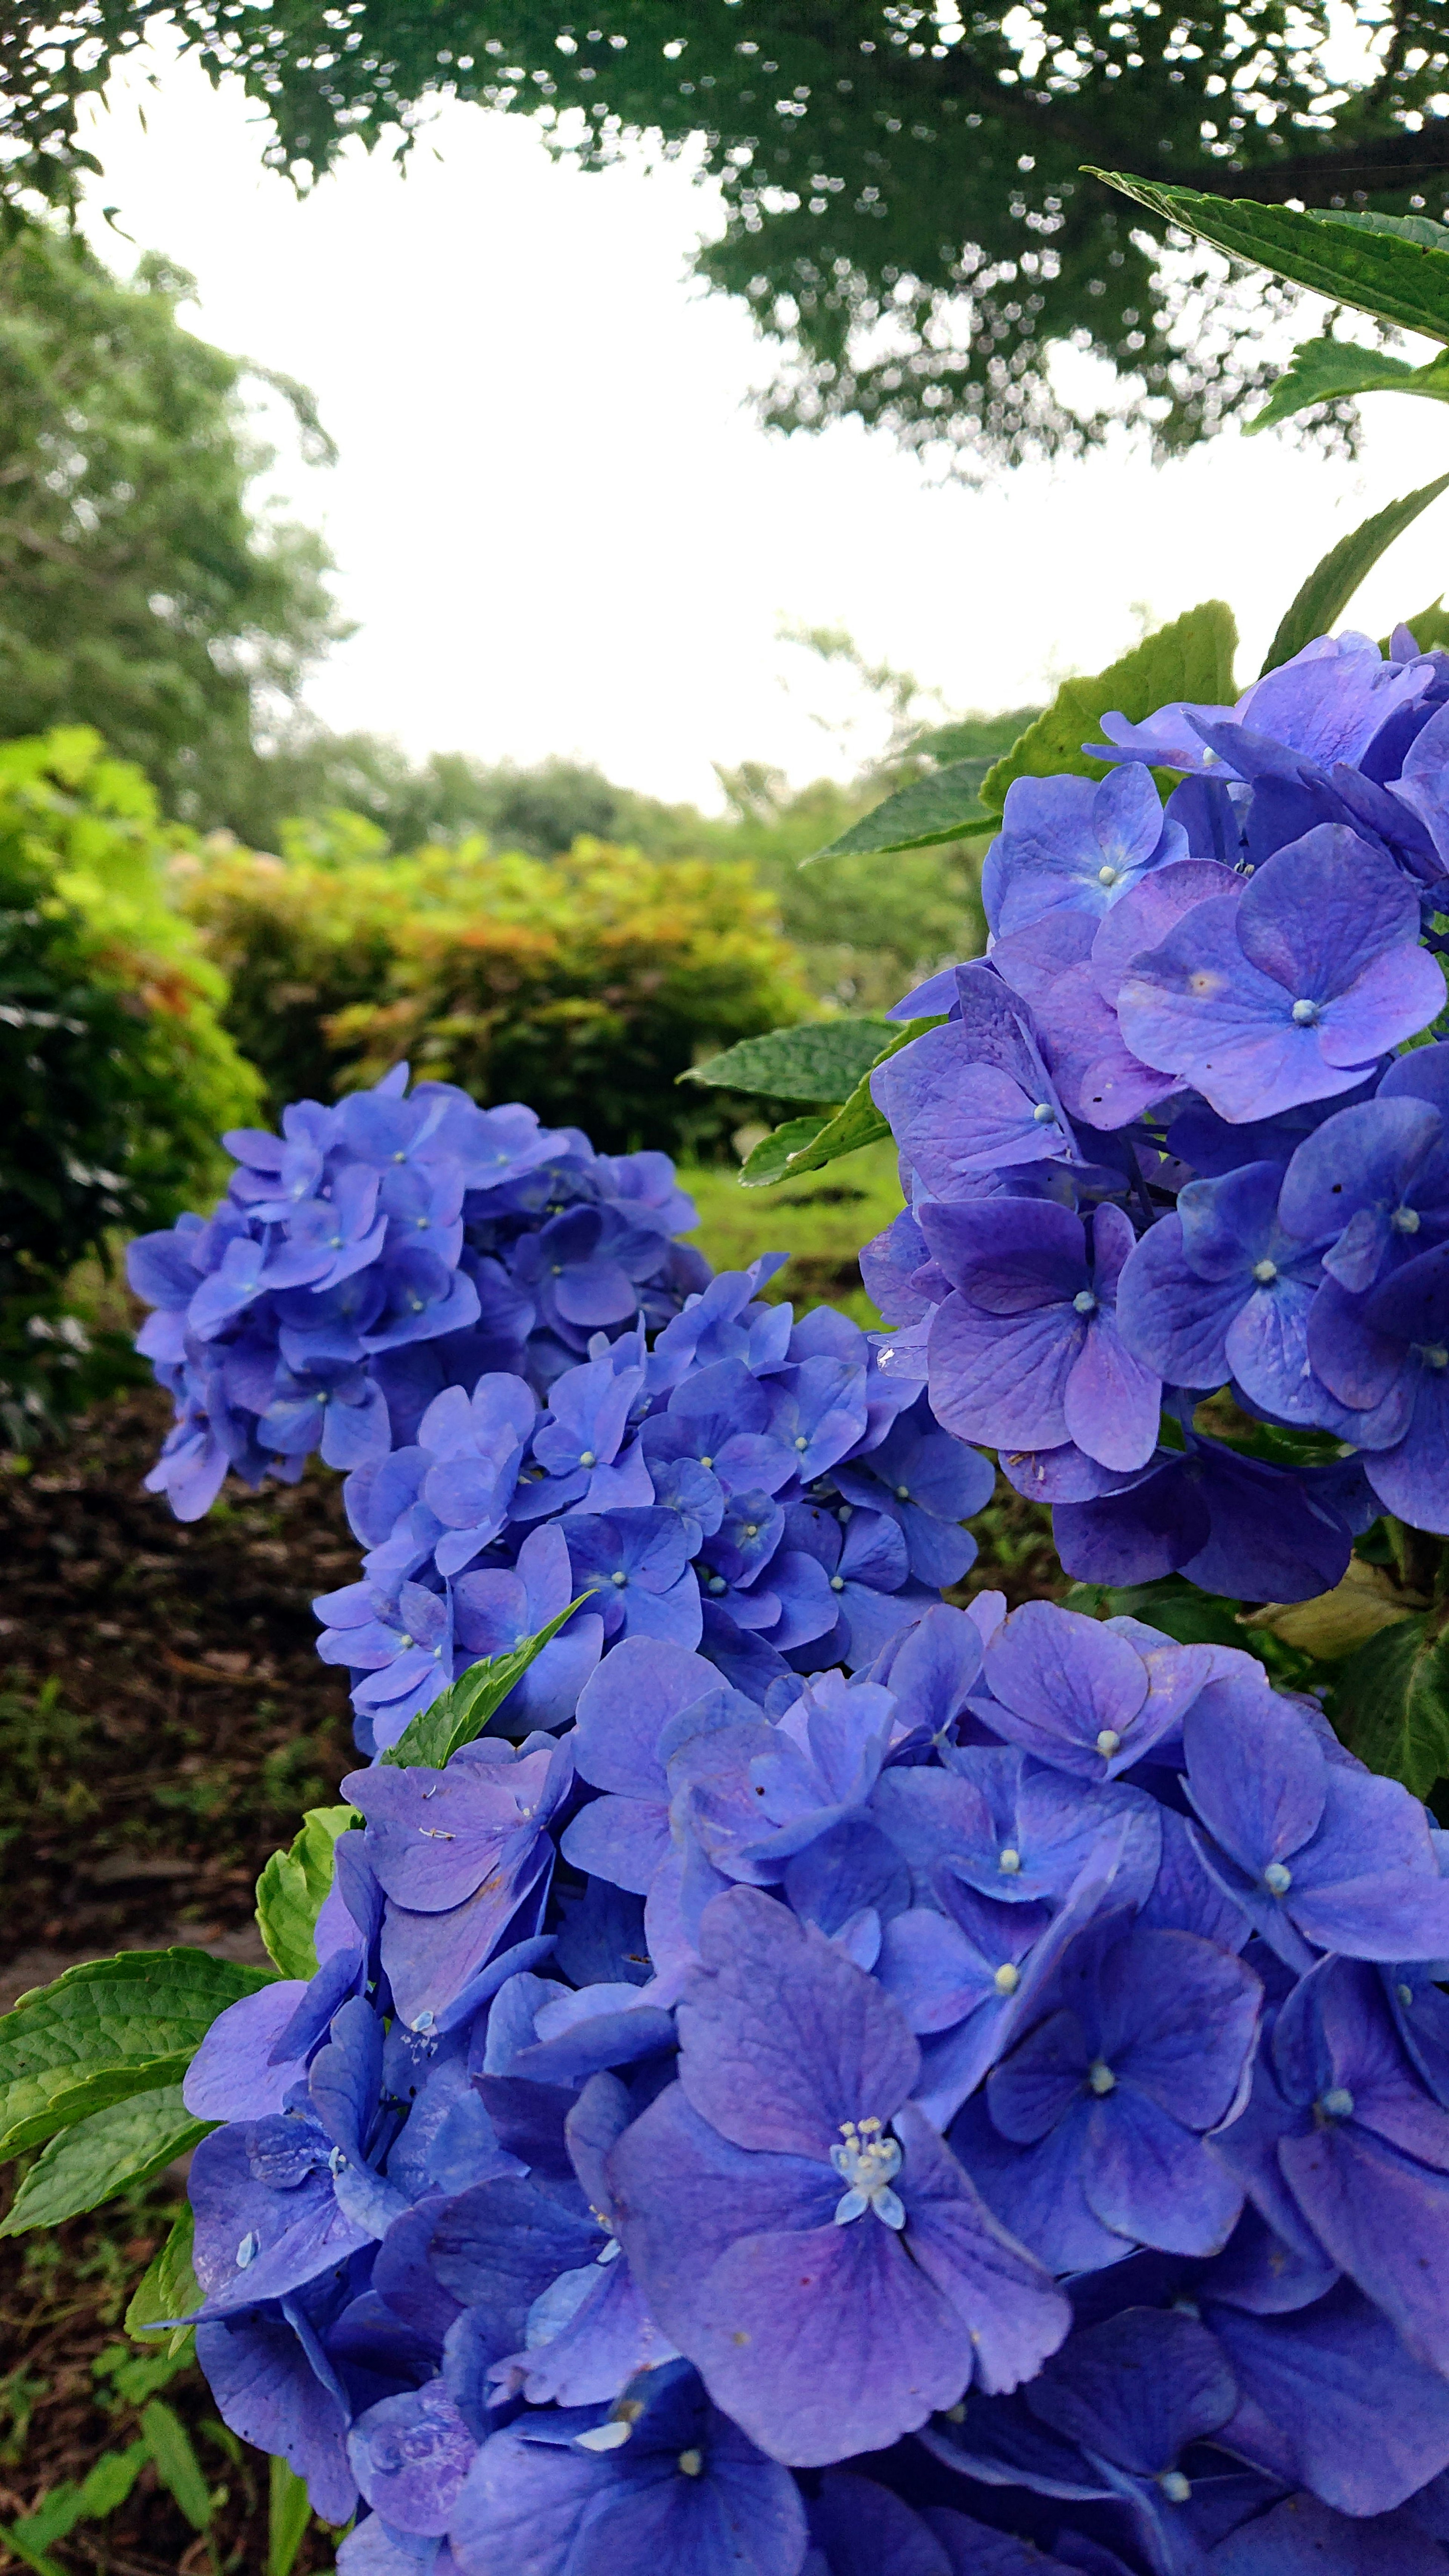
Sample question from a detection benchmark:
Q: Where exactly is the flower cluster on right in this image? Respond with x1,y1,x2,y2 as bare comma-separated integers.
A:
183,1595,1449,2573
865,627,1449,1601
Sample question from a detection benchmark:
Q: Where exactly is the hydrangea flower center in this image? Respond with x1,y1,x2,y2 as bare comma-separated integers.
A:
1159,2471,1192,2504
993,1961,1020,1995
1073,1290,1098,1316
1097,864,1119,886
1252,1259,1278,1284
998,1846,1022,1875
1096,1727,1121,1757
1393,1206,1422,1234
1087,2059,1117,2096
1263,1860,1292,1895
1290,998,1321,1026
1318,2085,1355,2122
1031,1102,1055,1124
831,2117,906,2229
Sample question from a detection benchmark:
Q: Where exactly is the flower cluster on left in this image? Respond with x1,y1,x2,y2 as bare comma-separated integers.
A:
126,1066,712,1521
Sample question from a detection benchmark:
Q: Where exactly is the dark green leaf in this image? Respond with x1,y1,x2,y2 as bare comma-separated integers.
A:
1248,337,1449,434
0,2086,211,2236
737,1017,942,1188
0,1949,275,2162
809,759,994,861
980,602,1238,812
738,1115,831,1187
683,1019,895,1103
1327,1614,1449,1796
1085,175,1449,345
1261,474,1449,675
126,2207,202,2355
255,1802,357,1981
379,1599,586,1769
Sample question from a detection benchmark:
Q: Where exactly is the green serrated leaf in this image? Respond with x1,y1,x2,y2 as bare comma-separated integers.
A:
379,1598,586,1769
1084,172,1449,345
268,2456,314,2576
1261,473,1449,676
1248,338,1449,435
141,2400,214,2532
1328,1614,1449,1796
127,2207,202,2355
979,602,1238,813
738,1114,831,1186
808,758,994,861
0,1949,275,2162
737,1017,941,1188
0,2086,211,2236
683,1018,894,1104
256,1802,357,1980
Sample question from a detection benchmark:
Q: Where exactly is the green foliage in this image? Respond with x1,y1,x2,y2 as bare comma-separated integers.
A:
140,2399,214,2532
126,2208,202,2355
1262,476,1449,674
6,9,1449,469
0,1949,273,2162
1329,1616,1449,1800
811,762,994,860
178,832,814,1156
0,725,260,1433
1088,178,1449,346
380,1603,586,1769
268,2458,314,2576
255,1802,357,1981
0,223,342,830
0,2089,211,2238
980,603,1240,811
1249,337,1449,435
686,1019,895,1106
1,2440,149,2574
738,1017,942,1187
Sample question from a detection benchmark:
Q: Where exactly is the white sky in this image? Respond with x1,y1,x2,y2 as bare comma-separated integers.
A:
78,38,1449,808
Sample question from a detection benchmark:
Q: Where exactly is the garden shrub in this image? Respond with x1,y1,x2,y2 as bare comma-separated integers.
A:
0,729,260,1438
178,823,815,1155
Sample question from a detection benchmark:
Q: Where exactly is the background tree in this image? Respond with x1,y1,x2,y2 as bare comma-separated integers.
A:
0,222,345,821
1,1,1444,470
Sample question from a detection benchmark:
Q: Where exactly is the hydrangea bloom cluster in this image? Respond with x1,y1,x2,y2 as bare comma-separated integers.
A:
180,1593,1449,2571
126,1067,711,1521
865,627,1449,1598
317,1242,989,1752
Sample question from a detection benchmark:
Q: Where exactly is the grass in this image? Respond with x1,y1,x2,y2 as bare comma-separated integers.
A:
677,1137,903,1326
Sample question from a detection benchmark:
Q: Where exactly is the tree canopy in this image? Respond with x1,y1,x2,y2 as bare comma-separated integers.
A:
2,2,1445,469
0,222,344,820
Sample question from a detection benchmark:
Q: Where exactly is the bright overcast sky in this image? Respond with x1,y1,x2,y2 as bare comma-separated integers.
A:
78,38,1448,807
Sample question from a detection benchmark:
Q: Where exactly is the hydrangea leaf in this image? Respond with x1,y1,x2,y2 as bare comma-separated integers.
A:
738,1018,943,1188
0,2087,212,2237
255,1802,358,1981
1085,176,1449,344
126,2207,202,2356
1327,1614,1449,1798
979,602,1238,812
1262,473,1449,674
1248,338,1449,435
808,759,995,859
738,1114,832,1186
683,1020,896,1104
378,1598,586,1770
0,1950,275,2161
